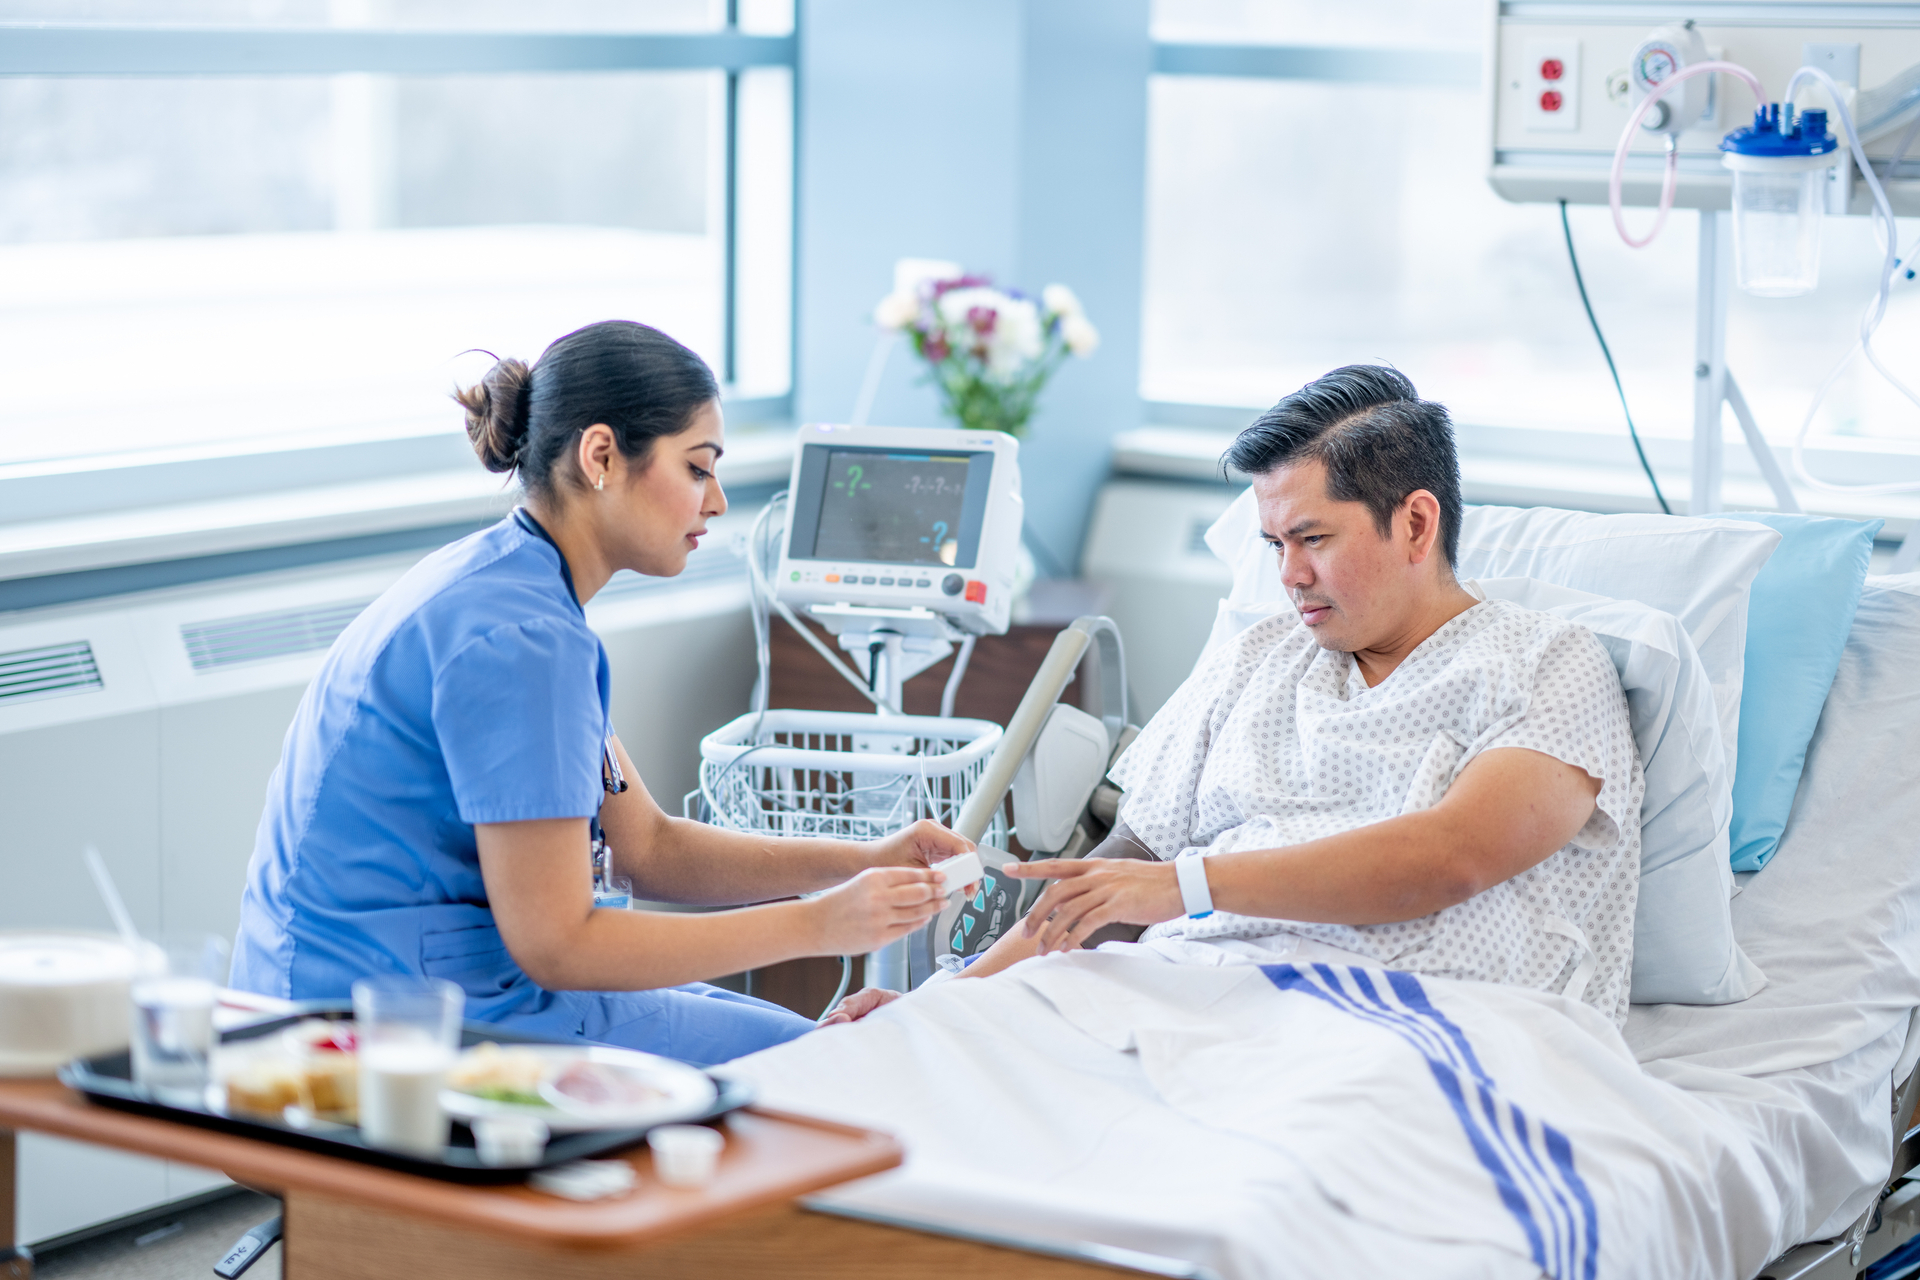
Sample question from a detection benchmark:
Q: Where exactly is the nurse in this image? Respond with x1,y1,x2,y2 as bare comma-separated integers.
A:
232,320,969,1064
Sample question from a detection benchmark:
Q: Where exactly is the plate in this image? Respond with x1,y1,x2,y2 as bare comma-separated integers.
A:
443,1043,717,1134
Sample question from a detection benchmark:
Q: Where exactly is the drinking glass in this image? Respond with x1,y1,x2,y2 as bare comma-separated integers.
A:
130,934,228,1105
351,976,463,1157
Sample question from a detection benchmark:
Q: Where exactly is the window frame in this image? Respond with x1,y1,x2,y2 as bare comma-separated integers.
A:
0,18,798,551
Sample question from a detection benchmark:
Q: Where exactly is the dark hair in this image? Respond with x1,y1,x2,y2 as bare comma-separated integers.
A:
455,320,720,500
1224,365,1463,568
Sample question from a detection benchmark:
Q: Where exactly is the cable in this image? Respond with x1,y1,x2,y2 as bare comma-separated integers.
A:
939,635,976,719
1780,66,1920,496
818,955,853,1022
1609,60,1767,250
1560,200,1673,515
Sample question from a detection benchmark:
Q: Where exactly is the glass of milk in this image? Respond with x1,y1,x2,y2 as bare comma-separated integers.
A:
350,976,463,1157
131,934,228,1105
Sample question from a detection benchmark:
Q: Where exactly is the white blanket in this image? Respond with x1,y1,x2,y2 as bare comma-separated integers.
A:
728,949,1787,1280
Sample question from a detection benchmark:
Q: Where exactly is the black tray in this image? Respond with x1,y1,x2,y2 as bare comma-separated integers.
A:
58,1002,752,1184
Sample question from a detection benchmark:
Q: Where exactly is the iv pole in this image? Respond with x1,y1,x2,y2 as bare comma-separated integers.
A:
1690,208,1803,517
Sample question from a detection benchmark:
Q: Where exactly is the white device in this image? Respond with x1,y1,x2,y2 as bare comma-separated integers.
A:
775,423,1024,639
1009,703,1113,855
932,850,984,896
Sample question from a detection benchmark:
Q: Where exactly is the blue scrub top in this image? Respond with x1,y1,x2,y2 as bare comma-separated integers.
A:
231,512,812,1065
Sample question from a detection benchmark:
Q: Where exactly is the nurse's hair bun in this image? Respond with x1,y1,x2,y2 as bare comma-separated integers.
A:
454,355,534,474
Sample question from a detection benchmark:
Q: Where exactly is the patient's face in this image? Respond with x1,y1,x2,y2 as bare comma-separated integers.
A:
1252,459,1414,655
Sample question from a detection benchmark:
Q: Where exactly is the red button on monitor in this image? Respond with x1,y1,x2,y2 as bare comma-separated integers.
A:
1539,58,1564,81
963,580,987,604
1539,89,1564,112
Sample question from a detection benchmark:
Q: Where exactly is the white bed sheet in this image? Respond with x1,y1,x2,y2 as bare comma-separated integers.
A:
1623,574,1920,1246
726,576,1920,1276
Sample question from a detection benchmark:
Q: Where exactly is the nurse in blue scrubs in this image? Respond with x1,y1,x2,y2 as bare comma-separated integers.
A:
231,320,968,1065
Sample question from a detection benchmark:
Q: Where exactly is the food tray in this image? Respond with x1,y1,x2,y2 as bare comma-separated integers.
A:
57,1002,752,1184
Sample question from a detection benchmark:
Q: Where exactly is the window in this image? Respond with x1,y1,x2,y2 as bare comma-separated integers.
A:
1143,0,1920,485
0,2,793,476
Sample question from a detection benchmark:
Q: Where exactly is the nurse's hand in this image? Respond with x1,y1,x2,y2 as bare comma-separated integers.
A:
868,819,974,873
808,865,946,957
818,986,902,1026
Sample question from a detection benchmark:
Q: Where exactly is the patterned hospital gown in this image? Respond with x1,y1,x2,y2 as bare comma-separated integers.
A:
1111,598,1644,1025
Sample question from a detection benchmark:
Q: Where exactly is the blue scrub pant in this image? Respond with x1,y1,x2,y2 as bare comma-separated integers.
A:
585,982,816,1067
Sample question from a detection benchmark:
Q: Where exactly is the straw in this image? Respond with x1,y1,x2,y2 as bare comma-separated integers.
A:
83,845,142,950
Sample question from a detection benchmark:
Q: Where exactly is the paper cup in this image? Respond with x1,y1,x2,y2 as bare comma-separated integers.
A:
649,1124,724,1188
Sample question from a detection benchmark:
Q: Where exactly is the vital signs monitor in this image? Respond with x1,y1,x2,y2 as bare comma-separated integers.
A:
776,423,1023,636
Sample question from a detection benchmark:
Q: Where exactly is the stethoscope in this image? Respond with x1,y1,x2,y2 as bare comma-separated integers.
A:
512,507,629,887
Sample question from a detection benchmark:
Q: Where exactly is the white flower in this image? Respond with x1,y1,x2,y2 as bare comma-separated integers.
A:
1041,283,1083,319
934,285,1008,333
873,289,921,330
985,296,1044,379
1061,314,1100,357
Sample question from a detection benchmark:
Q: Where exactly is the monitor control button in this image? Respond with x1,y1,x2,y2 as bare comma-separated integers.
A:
941,574,964,596
860,576,877,585
879,577,895,586
915,579,931,589
964,580,987,604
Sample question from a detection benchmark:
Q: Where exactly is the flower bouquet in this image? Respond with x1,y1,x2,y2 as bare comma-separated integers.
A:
873,264,1099,437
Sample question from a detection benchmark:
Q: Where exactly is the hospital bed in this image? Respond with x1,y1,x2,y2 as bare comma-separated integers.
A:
709,518,1920,1279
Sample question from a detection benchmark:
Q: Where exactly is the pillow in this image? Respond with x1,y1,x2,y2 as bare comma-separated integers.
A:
1201,569,1765,1004
1718,513,1880,872
1451,505,1780,780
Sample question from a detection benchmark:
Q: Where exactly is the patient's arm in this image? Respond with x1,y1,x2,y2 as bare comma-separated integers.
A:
1003,746,1602,956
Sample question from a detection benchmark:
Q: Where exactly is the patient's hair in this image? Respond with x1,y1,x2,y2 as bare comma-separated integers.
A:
1225,365,1463,568
455,320,719,502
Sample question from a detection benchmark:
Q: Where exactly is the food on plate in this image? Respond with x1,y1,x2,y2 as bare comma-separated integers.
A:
448,1042,549,1107
223,1058,303,1118
221,1018,361,1122
546,1058,668,1110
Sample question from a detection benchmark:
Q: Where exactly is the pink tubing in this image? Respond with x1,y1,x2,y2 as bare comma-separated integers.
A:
1608,60,1768,249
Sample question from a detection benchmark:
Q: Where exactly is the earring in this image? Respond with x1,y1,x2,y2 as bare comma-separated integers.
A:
595,473,606,491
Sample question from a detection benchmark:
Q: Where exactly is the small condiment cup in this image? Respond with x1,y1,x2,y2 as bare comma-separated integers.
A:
649,1124,724,1188
473,1113,550,1166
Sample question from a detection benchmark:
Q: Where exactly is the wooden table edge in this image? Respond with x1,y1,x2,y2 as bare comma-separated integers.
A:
0,1079,904,1249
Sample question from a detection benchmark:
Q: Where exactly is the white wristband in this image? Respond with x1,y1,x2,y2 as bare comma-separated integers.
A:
1175,855,1214,918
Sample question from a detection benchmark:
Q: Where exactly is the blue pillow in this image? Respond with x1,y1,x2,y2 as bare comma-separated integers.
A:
1724,512,1881,871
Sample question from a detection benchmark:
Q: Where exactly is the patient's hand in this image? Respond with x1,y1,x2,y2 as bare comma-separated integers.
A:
1004,857,1183,954
819,986,902,1026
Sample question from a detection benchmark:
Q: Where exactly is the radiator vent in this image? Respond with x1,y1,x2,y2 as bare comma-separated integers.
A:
0,641,104,705
182,599,372,672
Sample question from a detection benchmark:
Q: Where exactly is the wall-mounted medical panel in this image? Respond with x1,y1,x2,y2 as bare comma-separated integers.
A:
1488,4,1920,214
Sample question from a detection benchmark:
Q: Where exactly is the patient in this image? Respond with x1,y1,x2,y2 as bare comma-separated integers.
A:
831,364,1645,1026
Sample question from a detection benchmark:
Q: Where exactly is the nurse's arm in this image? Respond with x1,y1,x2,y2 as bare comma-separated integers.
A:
475,818,945,991
595,734,973,905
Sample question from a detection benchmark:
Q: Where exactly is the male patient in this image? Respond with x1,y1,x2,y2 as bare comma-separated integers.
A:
834,365,1644,1026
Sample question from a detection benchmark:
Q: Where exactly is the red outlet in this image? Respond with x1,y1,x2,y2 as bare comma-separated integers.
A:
1539,89,1564,112
1540,58,1565,81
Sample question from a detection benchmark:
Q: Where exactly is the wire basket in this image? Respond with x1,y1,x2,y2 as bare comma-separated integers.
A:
691,708,1005,842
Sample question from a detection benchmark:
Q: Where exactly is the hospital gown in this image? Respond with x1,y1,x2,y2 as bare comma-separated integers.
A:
1110,597,1644,1024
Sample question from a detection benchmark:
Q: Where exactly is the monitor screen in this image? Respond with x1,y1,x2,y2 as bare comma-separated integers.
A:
788,443,994,568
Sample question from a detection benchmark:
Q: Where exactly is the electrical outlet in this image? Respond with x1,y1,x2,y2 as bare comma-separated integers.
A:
1522,37,1581,132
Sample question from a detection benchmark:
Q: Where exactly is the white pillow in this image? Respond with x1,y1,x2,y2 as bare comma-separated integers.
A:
1453,505,1779,778
1471,578,1764,1005
1200,490,1769,1005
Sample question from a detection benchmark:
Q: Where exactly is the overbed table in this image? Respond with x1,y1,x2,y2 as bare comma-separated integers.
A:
0,1076,1138,1279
